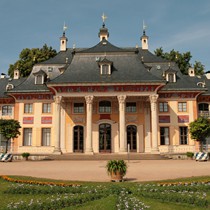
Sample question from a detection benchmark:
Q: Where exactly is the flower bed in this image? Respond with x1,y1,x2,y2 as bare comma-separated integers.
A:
0,175,80,187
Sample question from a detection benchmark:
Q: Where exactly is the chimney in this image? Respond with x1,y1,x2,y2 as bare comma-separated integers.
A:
14,69,20,79
188,67,195,77
0,73,6,79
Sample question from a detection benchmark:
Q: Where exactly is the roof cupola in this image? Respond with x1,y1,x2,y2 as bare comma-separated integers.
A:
98,13,109,41
60,23,68,51
140,21,149,50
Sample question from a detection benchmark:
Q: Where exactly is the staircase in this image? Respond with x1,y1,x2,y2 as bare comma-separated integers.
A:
45,153,169,161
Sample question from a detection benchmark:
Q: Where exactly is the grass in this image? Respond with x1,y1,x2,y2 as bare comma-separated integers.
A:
0,175,210,210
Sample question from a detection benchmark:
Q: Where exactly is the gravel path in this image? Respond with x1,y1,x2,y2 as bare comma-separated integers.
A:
1,159,210,182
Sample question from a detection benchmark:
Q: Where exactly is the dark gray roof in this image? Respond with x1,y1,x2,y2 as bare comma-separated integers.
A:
40,49,73,65
7,76,50,93
0,77,26,98
49,52,165,84
79,40,129,53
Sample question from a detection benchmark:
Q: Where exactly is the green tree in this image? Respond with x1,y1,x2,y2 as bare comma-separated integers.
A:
189,117,210,151
154,47,204,75
0,119,21,153
8,44,57,77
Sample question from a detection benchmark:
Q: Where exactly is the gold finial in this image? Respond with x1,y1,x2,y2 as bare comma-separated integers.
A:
63,22,68,33
102,13,107,25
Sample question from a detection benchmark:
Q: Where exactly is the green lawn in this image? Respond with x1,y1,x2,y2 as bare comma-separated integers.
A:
0,176,210,210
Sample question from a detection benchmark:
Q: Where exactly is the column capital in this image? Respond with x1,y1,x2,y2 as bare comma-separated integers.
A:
149,94,158,104
85,95,94,104
117,95,127,104
54,96,62,104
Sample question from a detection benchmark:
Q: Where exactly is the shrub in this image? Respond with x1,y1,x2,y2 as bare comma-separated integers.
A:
21,152,30,160
186,152,194,158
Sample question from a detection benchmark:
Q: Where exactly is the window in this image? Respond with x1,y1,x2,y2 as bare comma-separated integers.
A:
2,105,12,116
74,103,84,113
6,84,14,91
101,64,110,75
179,127,188,145
126,102,136,112
168,73,175,82
42,128,51,146
178,102,187,112
23,128,32,146
159,102,168,112
199,103,209,111
42,103,51,113
160,127,169,145
35,75,43,84
99,101,111,113
24,104,33,113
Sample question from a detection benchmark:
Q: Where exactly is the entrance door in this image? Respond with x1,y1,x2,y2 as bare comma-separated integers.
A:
73,126,84,152
127,125,137,152
99,123,111,152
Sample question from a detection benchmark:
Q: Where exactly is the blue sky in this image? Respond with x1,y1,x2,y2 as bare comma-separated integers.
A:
0,0,210,75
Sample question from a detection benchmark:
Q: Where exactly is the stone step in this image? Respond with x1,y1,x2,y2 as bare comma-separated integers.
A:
46,153,169,161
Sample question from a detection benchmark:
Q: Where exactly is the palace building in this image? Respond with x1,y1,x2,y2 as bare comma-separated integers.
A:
1,18,210,155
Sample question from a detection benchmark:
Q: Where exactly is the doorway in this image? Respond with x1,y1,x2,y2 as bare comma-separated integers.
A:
127,125,137,152
99,123,111,152
73,126,84,152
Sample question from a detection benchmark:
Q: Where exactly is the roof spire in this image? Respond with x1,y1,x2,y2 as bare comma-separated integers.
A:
63,22,68,36
102,13,107,28
143,20,147,35
141,20,149,50
99,13,109,41
60,22,68,51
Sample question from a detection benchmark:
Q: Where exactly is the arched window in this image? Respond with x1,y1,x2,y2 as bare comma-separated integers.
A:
99,101,111,113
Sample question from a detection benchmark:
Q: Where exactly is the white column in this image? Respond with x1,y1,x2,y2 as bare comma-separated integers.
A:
53,96,62,153
118,95,127,153
149,94,159,153
85,95,94,154
60,101,66,153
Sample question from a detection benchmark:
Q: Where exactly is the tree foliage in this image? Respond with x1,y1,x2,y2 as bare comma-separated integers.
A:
8,44,57,77
154,47,205,75
0,119,21,153
189,117,210,151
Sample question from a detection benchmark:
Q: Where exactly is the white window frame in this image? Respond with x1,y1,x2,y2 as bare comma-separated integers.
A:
2,105,13,116
23,128,32,146
24,104,33,113
159,102,168,112
42,128,51,146
160,127,169,145
126,102,136,113
42,103,51,113
179,126,188,145
73,103,84,113
178,102,187,112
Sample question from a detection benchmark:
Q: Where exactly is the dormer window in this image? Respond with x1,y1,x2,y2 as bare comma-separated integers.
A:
167,73,175,83
36,75,43,84
101,64,110,75
33,70,47,85
6,84,14,91
197,82,205,87
98,57,113,75
165,67,177,83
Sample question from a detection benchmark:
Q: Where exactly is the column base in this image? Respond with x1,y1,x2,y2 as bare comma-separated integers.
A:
119,148,127,154
53,148,62,154
151,148,160,154
85,148,94,155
